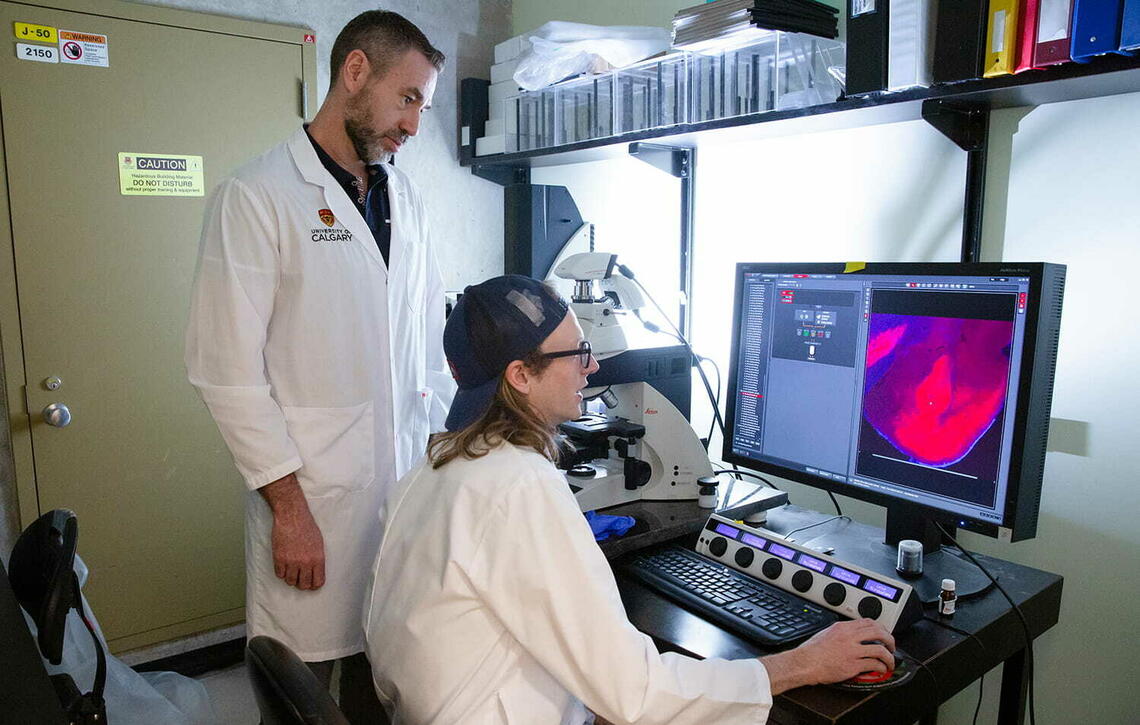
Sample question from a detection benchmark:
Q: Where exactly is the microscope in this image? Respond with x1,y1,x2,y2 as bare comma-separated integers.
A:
552,252,716,512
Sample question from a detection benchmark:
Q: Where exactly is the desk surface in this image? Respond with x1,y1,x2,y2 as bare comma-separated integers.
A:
604,503,1064,725
0,560,69,724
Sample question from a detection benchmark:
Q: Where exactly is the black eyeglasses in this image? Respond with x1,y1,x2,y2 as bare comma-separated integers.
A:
539,341,592,368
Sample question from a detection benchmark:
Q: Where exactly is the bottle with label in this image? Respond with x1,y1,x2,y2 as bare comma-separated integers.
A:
939,578,957,616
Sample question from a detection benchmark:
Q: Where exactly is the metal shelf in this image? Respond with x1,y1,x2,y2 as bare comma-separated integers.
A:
463,52,1140,174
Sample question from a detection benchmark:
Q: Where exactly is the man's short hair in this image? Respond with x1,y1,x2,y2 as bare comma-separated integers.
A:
330,10,445,83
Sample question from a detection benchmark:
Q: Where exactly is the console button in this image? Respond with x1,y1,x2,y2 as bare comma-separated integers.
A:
709,537,728,557
734,547,755,568
791,570,813,593
858,596,883,619
761,557,782,579
823,582,847,606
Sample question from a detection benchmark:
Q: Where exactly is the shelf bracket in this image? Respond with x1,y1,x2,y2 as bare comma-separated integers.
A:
628,142,691,178
921,100,989,152
922,100,990,263
471,164,530,186
628,142,695,338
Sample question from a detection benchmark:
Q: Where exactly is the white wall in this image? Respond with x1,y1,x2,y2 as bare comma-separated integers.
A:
532,84,1140,725
687,94,1140,724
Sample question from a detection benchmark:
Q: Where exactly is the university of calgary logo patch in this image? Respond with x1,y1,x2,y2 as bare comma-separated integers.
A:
318,208,335,227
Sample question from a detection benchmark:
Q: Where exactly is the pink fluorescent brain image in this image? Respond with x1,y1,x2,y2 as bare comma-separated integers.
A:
863,315,1014,467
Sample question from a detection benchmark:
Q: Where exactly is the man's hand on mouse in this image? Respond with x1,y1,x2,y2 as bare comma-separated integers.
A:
760,619,896,694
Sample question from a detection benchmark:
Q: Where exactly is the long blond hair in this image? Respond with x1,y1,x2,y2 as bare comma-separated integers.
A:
428,348,560,468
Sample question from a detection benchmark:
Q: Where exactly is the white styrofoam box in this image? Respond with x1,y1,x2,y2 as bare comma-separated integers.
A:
489,79,521,106
485,112,519,136
476,134,516,156
488,79,522,120
494,34,531,64
491,58,521,84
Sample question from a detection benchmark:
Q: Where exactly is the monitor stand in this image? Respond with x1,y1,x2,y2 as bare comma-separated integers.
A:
763,505,992,604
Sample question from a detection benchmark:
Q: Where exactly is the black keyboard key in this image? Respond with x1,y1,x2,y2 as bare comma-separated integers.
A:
621,545,839,648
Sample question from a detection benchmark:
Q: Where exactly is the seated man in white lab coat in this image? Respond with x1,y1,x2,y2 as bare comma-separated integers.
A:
364,275,896,725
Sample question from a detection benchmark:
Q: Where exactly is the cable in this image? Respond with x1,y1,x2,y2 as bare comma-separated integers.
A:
935,522,1037,725
622,272,727,440
782,515,851,540
922,614,991,725
696,355,722,445
713,468,781,491
826,491,843,517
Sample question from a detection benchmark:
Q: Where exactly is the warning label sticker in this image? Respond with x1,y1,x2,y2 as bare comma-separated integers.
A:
59,29,108,67
118,153,204,197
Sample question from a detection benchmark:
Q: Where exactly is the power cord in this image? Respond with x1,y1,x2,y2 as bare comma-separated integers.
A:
826,491,843,517
696,355,721,445
935,522,1037,725
713,468,781,491
617,267,727,443
781,515,851,541
922,615,991,725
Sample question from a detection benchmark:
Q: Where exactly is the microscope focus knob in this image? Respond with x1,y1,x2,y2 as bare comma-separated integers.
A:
708,537,728,557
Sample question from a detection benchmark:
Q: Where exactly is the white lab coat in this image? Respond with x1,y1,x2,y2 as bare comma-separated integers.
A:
364,443,773,725
186,127,454,661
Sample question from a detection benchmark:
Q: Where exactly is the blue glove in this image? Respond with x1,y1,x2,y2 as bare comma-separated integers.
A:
584,510,636,541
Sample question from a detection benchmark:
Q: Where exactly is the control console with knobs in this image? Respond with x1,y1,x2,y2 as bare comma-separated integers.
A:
695,514,922,632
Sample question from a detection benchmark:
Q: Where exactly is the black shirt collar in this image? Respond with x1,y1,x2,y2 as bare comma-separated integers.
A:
304,126,387,207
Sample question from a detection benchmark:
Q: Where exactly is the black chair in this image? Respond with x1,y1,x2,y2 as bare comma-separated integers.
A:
246,635,351,725
7,509,108,724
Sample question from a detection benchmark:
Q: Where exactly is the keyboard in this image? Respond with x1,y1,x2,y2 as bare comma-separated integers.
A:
621,545,839,647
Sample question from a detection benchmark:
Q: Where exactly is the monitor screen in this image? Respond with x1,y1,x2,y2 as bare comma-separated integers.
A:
723,263,1065,541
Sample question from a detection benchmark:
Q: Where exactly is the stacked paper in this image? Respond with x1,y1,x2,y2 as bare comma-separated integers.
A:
672,0,838,52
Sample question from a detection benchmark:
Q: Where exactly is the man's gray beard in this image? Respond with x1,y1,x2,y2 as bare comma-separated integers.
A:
344,118,392,165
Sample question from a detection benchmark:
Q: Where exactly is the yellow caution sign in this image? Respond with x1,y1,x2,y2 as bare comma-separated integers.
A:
118,153,204,197
14,21,57,44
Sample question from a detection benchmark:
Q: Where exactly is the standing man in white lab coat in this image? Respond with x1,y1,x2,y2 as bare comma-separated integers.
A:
185,11,453,720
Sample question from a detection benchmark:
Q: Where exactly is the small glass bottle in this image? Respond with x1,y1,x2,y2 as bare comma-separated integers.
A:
939,578,957,616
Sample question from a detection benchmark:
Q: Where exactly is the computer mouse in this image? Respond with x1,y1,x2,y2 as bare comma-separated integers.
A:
830,650,914,691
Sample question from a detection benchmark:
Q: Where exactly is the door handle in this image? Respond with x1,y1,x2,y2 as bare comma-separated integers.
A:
42,403,72,427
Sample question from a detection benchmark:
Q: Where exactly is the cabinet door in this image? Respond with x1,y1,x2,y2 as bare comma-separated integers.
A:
0,1,307,651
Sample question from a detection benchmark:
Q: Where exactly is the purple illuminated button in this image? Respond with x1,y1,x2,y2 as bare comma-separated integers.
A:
798,554,827,573
741,532,768,549
769,543,796,561
862,579,900,601
714,523,739,539
830,566,861,586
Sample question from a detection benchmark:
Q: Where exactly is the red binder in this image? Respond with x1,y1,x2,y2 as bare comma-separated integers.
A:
1033,0,1075,66
1016,0,1043,71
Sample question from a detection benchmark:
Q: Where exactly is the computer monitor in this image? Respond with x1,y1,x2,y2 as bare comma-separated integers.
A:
723,263,1065,555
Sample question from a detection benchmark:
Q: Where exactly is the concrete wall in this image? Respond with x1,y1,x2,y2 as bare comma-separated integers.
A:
0,0,511,554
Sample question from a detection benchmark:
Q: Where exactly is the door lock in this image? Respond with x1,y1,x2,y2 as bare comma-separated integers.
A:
42,403,72,427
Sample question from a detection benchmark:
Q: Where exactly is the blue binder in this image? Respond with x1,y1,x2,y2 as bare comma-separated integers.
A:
1070,0,1126,61
1121,0,1140,51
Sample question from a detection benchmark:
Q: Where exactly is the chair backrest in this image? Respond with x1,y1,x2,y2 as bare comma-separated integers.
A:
246,635,350,725
8,509,79,664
